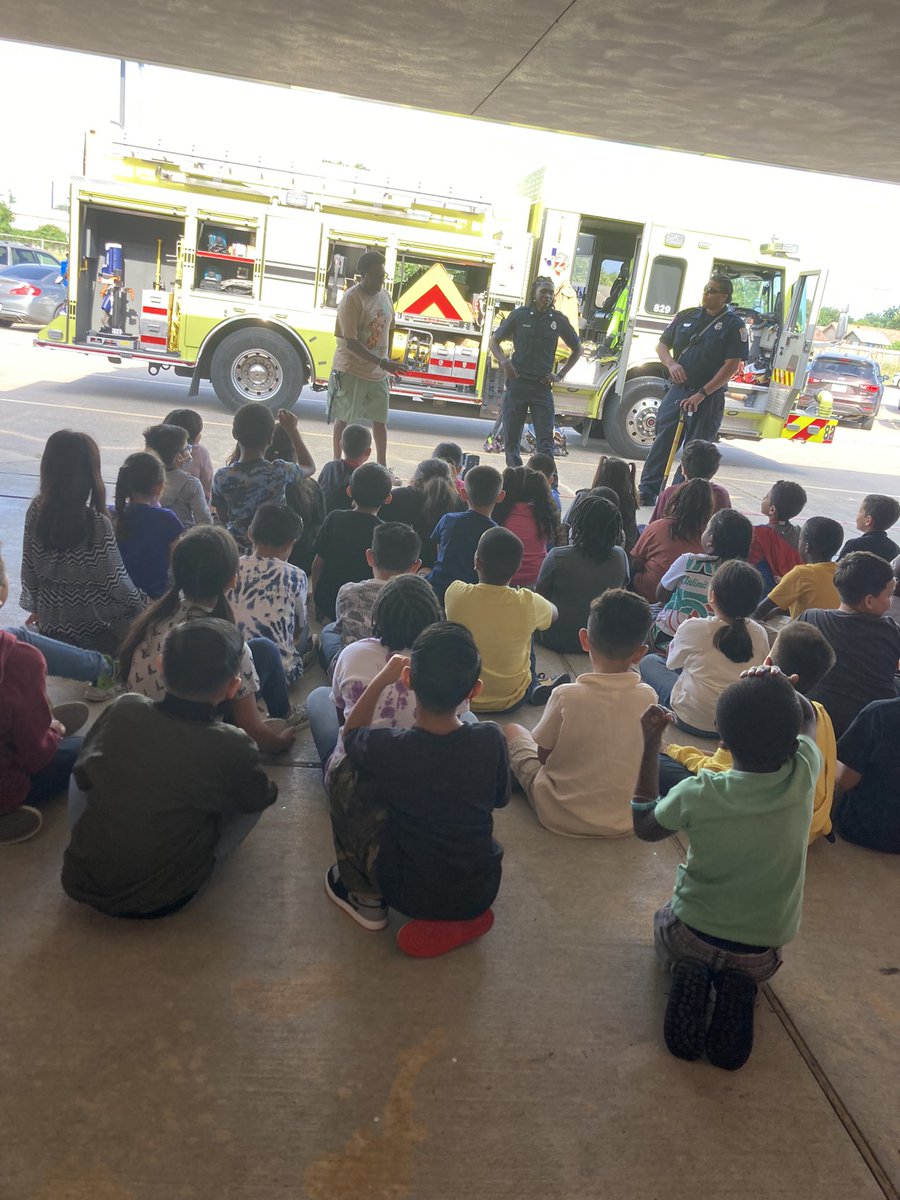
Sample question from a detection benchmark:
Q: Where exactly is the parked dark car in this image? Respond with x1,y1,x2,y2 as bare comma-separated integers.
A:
0,264,67,328
0,241,61,270
801,354,884,431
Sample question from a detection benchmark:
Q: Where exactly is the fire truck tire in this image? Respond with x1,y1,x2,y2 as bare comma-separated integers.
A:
210,329,305,413
602,376,667,460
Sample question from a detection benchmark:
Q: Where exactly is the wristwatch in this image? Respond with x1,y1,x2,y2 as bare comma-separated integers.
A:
699,386,708,398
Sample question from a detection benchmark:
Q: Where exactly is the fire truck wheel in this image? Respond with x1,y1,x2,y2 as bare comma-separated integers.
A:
602,375,667,460
210,328,305,413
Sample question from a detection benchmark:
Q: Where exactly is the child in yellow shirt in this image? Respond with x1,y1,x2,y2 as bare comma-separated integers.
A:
660,622,838,843
754,516,843,622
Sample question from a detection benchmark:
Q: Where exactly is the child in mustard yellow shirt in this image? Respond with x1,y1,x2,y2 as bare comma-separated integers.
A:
660,622,838,843
754,516,843,622
445,527,568,712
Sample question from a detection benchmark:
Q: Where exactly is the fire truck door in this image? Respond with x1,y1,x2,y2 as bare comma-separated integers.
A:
767,270,827,416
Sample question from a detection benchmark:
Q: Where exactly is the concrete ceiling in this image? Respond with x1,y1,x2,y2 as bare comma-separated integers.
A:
7,1,900,183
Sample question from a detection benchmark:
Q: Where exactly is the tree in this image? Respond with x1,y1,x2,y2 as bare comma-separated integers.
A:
0,193,14,234
817,306,842,326
30,223,67,244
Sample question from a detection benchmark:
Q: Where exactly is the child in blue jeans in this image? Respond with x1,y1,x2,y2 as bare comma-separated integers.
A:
633,670,820,1070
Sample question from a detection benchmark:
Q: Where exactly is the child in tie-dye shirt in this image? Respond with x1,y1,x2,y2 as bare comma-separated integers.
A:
229,504,309,684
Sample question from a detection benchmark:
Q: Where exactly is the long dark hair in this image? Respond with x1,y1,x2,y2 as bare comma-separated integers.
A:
710,560,763,664
667,478,714,544
570,494,621,563
590,456,639,529
412,458,463,530
492,466,559,543
114,452,165,541
34,430,106,551
118,525,239,681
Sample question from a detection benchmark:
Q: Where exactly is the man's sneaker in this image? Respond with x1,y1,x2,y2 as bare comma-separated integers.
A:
663,959,713,1061
0,806,43,844
396,909,494,958
85,658,124,703
51,701,90,737
324,864,387,931
638,492,657,508
301,634,320,671
264,704,310,733
705,970,758,1071
530,673,572,706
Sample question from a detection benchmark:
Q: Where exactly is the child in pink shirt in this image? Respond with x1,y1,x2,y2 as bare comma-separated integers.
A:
492,466,560,586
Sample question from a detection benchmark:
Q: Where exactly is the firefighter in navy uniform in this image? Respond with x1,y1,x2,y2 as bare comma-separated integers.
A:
638,275,747,505
489,277,581,467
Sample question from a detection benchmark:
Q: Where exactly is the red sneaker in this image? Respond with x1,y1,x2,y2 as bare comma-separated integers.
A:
396,909,494,958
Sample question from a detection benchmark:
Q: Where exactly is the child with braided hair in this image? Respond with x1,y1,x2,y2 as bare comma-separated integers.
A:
536,494,628,653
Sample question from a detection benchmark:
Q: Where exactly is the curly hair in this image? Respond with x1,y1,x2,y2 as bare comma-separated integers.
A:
492,466,559,543
412,458,463,530
372,574,442,651
666,478,714,544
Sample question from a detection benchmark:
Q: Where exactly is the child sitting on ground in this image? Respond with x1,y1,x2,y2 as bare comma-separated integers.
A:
446,526,568,711
660,621,837,844
588,455,640,552
837,494,900,563
799,551,900,737
144,423,211,529
120,525,298,756
266,425,326,575
834,695,900,854
650,439,732,524
536,494,628,654
325,621,509,957
749,480,807,592
754,515,843,622
321,522,423,671
164,408,213,501
491,466,560,586
640,560,768,738
652,508,752,648
630,479,714,602
433,441,467,499
380,459,462,568
633,670,821,1070
111,451,184,599
504,589,656,837
318,423,372,514
0,567,89,843
526,452,561,513
229,503,309,687
310,462,393,620
211,405,315,551
62,619,277,918
427,464,504,604
308,573,443,770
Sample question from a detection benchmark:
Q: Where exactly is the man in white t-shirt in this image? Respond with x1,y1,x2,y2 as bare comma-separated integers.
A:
328,251,406,469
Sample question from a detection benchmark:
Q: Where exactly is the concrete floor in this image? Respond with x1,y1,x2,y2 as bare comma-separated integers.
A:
1,330,900,1198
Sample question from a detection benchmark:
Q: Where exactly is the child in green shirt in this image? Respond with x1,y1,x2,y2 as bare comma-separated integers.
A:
633,669,820,1071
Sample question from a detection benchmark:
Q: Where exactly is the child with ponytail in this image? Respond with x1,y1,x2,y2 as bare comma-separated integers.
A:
112,452,183,598
118,525,300,756
640,559,769,737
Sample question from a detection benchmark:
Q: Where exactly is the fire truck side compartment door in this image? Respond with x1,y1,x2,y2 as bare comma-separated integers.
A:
261,213,321,311
489,232,534,302
767,269,827,417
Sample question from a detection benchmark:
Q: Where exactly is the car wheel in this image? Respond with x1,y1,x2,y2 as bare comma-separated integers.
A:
860,414,876,431
0,318,13,328
210,328,305,413
53,304,66,320
601,375,667,460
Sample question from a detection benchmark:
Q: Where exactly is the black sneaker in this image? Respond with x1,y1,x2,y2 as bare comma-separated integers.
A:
324,864,387,931
705,970,758,1070
639,492,657,508
663,959,712,1061
529,673,572,706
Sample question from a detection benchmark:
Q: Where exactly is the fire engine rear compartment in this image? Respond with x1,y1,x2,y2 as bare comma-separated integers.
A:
75,205,182,348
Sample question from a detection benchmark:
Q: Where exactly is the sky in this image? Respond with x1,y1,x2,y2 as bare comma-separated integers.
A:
2,39,899,317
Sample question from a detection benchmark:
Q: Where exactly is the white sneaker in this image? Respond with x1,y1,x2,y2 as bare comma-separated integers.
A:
324,864,387,931
0,806,43,844
264,704,310,733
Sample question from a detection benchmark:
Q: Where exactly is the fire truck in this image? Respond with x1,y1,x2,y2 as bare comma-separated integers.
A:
37,136,827,459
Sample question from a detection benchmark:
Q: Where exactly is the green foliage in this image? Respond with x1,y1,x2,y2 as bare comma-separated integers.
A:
0,196,13,233
30,223,67,243
817,306,842,325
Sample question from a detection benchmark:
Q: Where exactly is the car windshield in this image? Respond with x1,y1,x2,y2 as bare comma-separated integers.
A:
812,359,876,380
0,265,55,281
